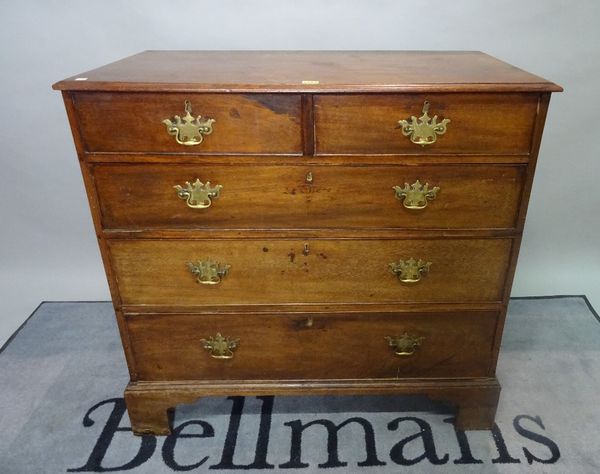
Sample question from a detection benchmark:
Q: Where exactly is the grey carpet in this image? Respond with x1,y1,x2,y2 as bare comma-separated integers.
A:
0,297,599,473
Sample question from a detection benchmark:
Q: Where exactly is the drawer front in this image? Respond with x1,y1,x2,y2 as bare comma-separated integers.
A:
127,311,497,380
109,238,512,306
73,92,302,154
94,163,525,231
314,93,538,155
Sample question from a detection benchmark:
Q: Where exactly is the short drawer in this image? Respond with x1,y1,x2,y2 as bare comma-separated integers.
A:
94,163,525,231
73,92,302,154
314,93,538,155
127,311,497,380
108,238,512,306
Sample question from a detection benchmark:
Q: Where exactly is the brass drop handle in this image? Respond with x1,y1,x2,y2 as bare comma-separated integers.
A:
201,333,239,359
389,258,431,283
174,179,222,209
397,101,450,146
385,333,424,356
393,180,440,210
162,100,215,146
187,259,230,285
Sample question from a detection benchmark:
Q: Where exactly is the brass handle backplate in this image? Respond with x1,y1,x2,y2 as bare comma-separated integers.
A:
385,333,424,356
174,179,222,209
398,101,450,146
389,258,431,283
162,100,215,146
187,259,230,285
393,180,440,210
201,333,239,359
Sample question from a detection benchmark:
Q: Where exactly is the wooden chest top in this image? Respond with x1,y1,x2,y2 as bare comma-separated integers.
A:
53,50,562,93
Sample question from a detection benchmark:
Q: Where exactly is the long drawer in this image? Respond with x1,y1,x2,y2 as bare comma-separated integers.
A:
72,92,303,154
94,163,525,231
108,238,512,306
314,93,539,155
127,310,498,380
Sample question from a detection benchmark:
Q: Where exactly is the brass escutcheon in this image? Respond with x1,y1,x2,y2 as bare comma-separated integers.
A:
201,333,239,359
389,258,431,283
187,259,231,285
162,100,215,146
385,333,424,356
174,179,222,209
393,180,440,210
397,101,450,146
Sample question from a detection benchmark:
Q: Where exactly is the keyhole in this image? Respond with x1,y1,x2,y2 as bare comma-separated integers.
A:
305,172,313,184
303,243,310,256
306,317,314,328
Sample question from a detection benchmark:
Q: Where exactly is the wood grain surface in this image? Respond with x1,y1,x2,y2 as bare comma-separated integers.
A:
73,92,302,153
126,310,498,380
315,93,539,155
124,378,501,434
93,162,525,231
53,51,562,93
108,238,512,306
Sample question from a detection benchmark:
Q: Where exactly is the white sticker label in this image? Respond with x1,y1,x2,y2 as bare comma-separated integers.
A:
301,80,320,85
75,77,88,81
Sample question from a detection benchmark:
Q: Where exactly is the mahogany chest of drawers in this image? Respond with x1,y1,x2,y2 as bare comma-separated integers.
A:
53,51,561,435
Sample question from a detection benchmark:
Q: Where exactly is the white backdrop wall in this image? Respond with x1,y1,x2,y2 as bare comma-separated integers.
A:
0,0,598,345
